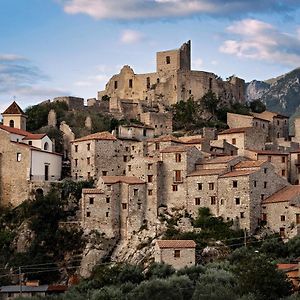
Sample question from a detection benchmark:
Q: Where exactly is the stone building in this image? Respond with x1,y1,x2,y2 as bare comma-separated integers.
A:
0,103,62,207
217,127,266,156
98,41,245,109
117,124,154,141
140,112,173,136
252,111,289,142
290,149,300,185
81,176,146,239
154,240,196,270
245,149,289,180
261,186,300,238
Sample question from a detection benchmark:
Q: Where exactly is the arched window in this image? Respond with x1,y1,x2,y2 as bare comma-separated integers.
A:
44,142,49,151
9,120,14,128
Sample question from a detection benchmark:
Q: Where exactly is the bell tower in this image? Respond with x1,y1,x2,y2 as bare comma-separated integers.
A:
2,101,27,130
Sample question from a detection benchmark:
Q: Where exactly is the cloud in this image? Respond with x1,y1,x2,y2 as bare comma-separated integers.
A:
120,29,144,44
0,54,69,100
219,19,300,66
74,73,110,87
59,0,300,20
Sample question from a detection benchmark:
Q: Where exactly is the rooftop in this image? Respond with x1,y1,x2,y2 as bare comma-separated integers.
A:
200,155,239,165
101,176,145,185
188,168,226,177
218,127,252,135
262,186,300,204
235,160,267,169
219,169,257,178
2,101,26,115
156,240,196,249
72,131,117,143
160,145,195,153
0,124,45,140
248,149,289,156
146,134,182,143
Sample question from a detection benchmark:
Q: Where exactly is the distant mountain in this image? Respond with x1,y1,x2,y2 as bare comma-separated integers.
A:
246,68,300,116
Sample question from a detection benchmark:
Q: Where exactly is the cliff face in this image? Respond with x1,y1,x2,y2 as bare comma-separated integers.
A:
246,68,300,116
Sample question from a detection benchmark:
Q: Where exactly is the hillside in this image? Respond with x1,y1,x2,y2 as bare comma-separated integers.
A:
246,68,300,117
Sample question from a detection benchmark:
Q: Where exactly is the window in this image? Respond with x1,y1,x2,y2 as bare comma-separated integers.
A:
157,78,160,83
128,165,131,172
129,79,133,88
106,212,109,217
86,212,91,217
211,196,216,205
174,170,182,182
264,182,267,188
268,156,272,162
155,143,160,150
264,168,267,174
195,198,201,205
102,171,108,176
175,153,182,162
9,120,14,128
296,214,300,224
282,169,286,176
235,198,240,205
143,129,147,137
114,80,118,89
232,138,236,145
132,146,135,150
220,199,224,205
148,175,153,183
44,142,49,151
122,203,127,210
209,78,213,90
146,77,150,89
233,180,238,188
262,213,267,222
17,153,21,162
282,156,286,163
138,203,142,209
134,189,139,196
254,181,257,187
280,227,285,238
87,157,90,165
75,145,78,152
174,249,180,258
75,159,78,167
123,156,128,162
87,143,91,151
89,197,94,205
75,173,78,180
148,189,153,196
280,215,286,221
240,212,245,219
166,56,171,64
87,172,91,179
209,183,214,190
197,183,203,190
172,185,178,192
148,163,153,170
28,141,32,145
261,194,264,200
106,197,110,203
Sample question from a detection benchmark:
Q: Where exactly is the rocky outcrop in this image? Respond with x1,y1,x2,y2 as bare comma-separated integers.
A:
246,80,270,102
12,221,35,253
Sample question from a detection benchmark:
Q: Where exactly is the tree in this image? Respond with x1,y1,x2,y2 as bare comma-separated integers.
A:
287,236,300,258
145,263,175,279
201,90,220,116
249,100,266,113
232,250,292,300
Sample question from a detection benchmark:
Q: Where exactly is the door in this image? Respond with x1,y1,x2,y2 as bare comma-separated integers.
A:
45,165,49,181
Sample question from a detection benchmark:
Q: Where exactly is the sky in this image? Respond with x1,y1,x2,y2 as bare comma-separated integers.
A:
1,0,300,112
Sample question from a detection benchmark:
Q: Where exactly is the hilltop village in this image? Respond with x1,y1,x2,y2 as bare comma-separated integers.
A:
1,41,300,296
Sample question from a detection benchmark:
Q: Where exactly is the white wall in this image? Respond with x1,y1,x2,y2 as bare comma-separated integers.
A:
31,150,62,181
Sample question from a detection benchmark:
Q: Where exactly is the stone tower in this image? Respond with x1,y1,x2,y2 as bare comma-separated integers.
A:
156,40,191,72
2,101,27,130
48,109,57,127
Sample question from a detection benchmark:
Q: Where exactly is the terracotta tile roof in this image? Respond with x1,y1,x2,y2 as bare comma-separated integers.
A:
201,156,239,165
218,127,252,135
262,186,300,204
2,101,25,115
182,138,206,144
0,124,47,140
249,149,288,156
235,160,267,169
101,176,145,185
146,135,182,143
72,131,117,142
160,145,195,153
188,169,226,177
220,169,257,178
277,264,299,271
82,188,103,194
11,141,63,156
156,240,196,249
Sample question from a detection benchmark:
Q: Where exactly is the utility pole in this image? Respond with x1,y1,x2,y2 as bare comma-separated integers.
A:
19,267,22,296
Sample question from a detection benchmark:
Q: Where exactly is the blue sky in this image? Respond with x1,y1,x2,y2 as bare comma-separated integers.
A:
1,0,300,112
